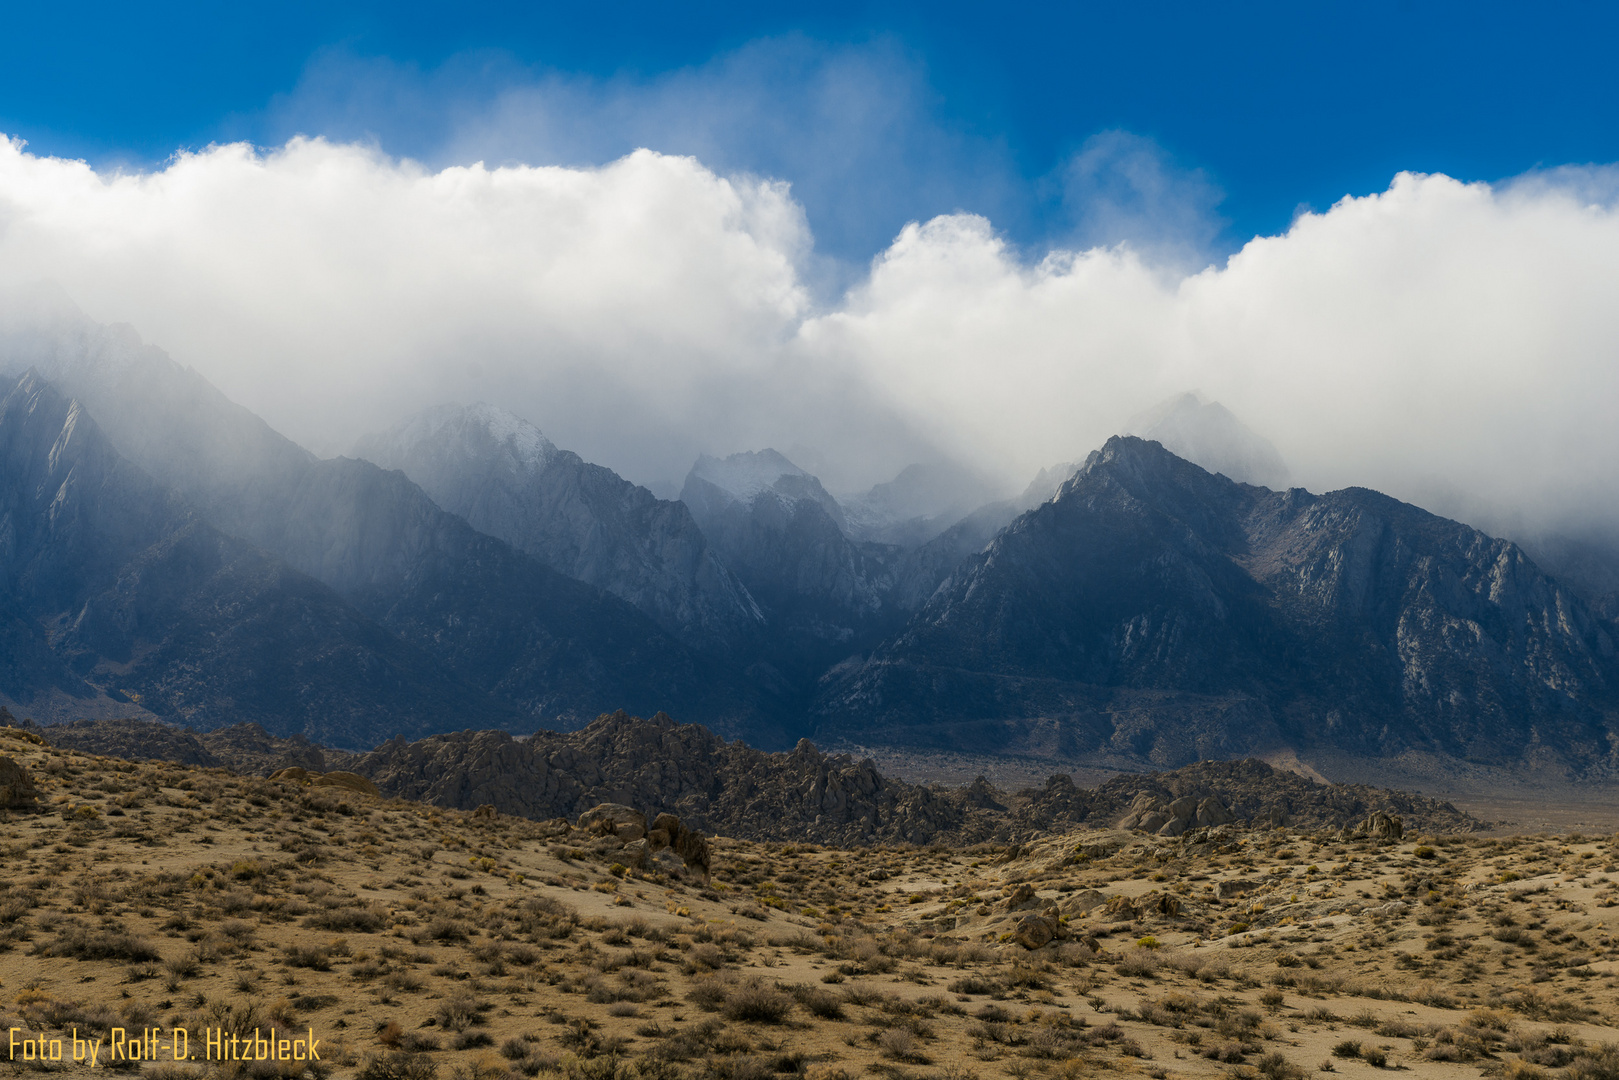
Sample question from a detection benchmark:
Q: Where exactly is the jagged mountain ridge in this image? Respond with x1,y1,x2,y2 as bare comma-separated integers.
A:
0,372,509,745
680,450,909,684
352,404,763,652
6,323,773,740
815,436,1619,775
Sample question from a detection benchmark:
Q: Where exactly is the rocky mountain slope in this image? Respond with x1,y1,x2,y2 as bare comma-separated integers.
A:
6,320,771,741
817,436,1619,775
0,372,507,745
681,451,906,682
353,403,762,652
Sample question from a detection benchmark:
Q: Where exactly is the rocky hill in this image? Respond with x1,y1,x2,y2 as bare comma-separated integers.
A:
816,436,1619,776
1013,759,1482,836
17,709,1479,843
5,711,345,772
340,714,1490,842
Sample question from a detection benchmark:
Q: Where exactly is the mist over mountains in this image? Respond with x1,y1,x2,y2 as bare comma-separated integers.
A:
2,301,1617,781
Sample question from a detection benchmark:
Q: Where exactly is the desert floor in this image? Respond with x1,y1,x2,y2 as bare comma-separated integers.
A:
1,728,1617,1080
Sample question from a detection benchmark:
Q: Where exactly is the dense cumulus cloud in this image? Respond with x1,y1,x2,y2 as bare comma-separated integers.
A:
0,133,1616,539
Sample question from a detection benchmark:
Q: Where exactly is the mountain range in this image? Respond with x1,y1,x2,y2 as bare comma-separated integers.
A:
3,305,1618,776
814,436,1619,774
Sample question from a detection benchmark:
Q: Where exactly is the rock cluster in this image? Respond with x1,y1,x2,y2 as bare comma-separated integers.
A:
1116,791,1235,835
1020,758,1477,837
575,803,712,881
1351,810,1405,841
0,755,38,809
267,767,380,797
8,710,1484,847
352,711,990,846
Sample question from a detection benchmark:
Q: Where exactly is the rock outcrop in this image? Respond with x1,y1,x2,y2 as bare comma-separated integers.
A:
0,755,38,809
267,767,379,796
577,803,648,842
14,710,1485,846
573,804,712,881
1354,810,1405,841
355,711,980,847
346,712,1481,846
1116,792,1236,835
1025,759,1475,836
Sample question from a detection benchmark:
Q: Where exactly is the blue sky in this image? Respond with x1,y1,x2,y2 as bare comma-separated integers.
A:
6,0,1617,263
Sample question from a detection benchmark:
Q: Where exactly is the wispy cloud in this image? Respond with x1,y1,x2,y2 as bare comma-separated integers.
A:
253,38,1026,269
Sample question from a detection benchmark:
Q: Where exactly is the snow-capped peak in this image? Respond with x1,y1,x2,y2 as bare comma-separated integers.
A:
355,402,558,475
688,449,808,503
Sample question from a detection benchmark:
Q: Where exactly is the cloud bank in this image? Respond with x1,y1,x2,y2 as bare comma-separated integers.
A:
0,133,1616,541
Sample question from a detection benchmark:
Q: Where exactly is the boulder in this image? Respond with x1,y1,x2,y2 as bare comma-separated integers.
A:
1000,883,1040,912
1168,795,1199,820
643,811,711,881
269,767,313,783
0,756,37,810
673,824,712,882
1195,797,1234,827
1138,810,1171,833
1058,889,1110,918
620,838,650,868
1157,816,1189,837
578,803,648,841
1139,891,1181,917
1359,811,1403,841
1013,912,1059,950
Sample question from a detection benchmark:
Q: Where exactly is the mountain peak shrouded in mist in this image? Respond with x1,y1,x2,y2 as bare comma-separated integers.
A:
683,449,849,530
353,404,764,652
355,402,560,478
838,460,1010,546
0,369,503,744
1123,392,1292,490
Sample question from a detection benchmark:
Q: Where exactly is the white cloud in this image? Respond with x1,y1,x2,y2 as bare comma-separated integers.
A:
804,171,1619,533
0,133,1616,537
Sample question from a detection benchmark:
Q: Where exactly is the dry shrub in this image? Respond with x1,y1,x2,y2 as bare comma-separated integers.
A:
359,1051,439,1080
721,978,794,1024
33,924,161,963
877,1027,929,1063
787,984,846,1020
306,904,385,932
